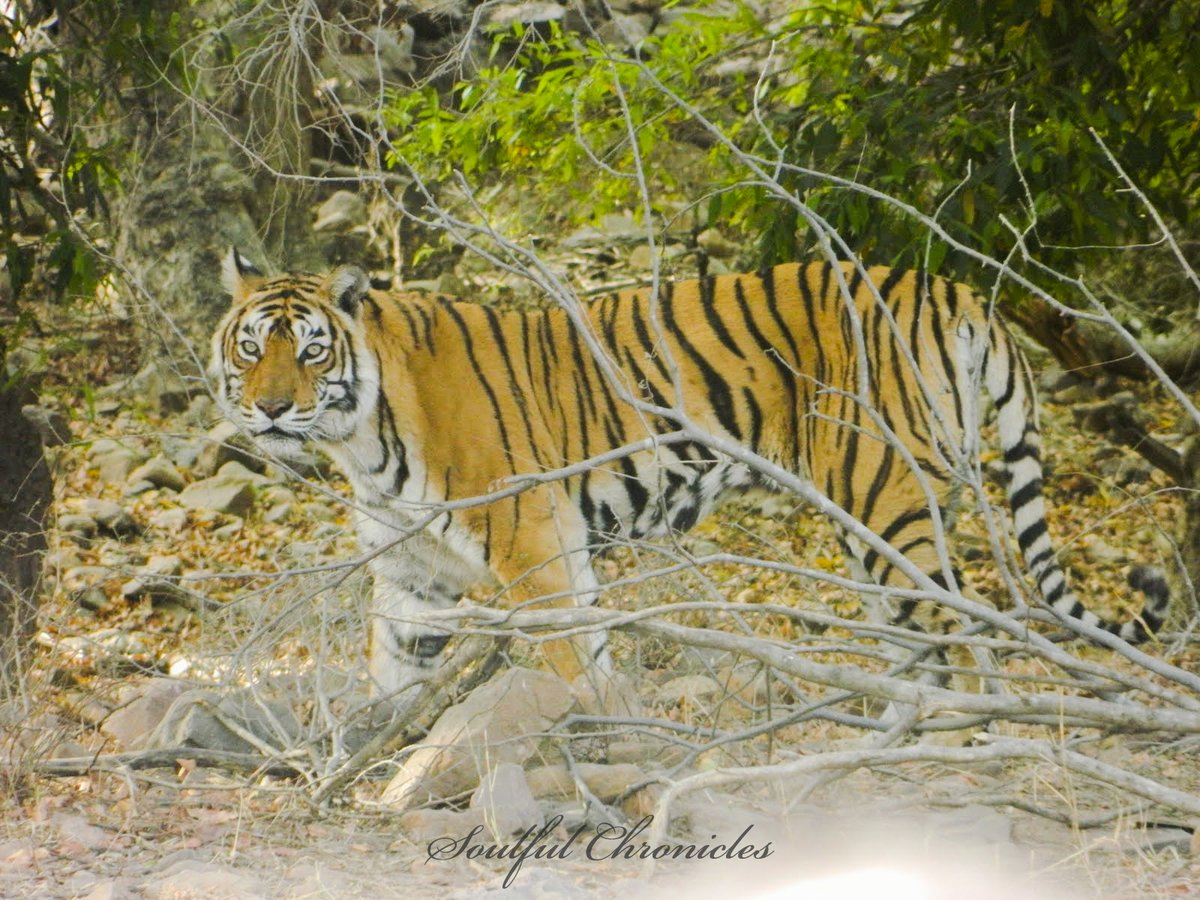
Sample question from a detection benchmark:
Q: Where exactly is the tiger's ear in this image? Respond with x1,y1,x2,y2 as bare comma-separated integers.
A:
222,247,264,302
328,265,369,315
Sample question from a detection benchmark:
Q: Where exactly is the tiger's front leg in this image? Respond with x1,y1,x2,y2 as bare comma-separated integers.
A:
366,567,464,701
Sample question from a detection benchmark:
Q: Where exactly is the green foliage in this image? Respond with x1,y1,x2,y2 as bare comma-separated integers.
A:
382,0,1199,284
1,1,192,320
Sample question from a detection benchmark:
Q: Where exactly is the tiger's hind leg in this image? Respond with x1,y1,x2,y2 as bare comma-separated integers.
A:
484,487,637,717
839,502,1003,738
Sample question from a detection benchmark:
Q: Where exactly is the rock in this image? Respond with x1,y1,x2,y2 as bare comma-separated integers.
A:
696,227,740,259
50,813,113,851
216,459,276,487
145,684,302,754
21,404,71,446
123,479,156,497
59,628,150,664
1083,539,1127,565
486,1,566,30
78,498,139,537
193,421,266,478
101,361,194,416
89,438,147,484
654,673,723,707
1097,454,1154,486
628,242,687,270
262,486,298,506
381,668,575,810
143,859,267,900
101,678,189,749
313,190,367,233
597,12,652,47
471,763,543,841
212,520,243,540
128,455,186,492
161,435,206,471
526,763,645,803
147,508,189,532
571,672,643,718
718,662,769,704
399,808,486,846
58,514,97,539
563,212,647,248
120,555,185,602
178,474,254,516
263,502,293,523
180,393,214,427
300,501,337,522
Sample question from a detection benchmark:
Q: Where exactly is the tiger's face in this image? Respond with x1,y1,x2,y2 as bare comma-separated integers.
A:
209,250,379,459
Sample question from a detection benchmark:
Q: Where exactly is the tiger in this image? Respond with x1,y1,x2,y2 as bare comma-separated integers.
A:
209,248,1170,702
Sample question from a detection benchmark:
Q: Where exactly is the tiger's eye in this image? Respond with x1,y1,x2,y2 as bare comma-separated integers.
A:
239,340,260,359
301,344,327,363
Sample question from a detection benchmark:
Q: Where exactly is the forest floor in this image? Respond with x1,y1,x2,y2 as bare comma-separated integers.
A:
3,229,1200,898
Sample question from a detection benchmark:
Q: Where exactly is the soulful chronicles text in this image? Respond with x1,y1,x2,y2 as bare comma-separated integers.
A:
425,814,774,887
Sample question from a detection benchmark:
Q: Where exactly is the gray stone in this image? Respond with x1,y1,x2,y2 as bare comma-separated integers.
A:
212,520,243,541
263,502,293,523
486,1,565,30
161,435,206,470
471,763,544,840
193,420,266,478
300,501,337,522
121,555,187,603
128,455,186,492
216,459,276,487
696,227,740,259
101,678,188,749
313,190,367,233
147,507,189,532
654,673,723,707
79,498,139,537
597,12,652,47
382,668,575,810
123,479,156,496
102,361,194,416
399,807,487,846
178,475,254,516
146,684,302,754
58,514,97,539
89,438,147,484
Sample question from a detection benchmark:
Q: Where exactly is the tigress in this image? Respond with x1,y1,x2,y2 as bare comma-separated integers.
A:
209,249,1170,700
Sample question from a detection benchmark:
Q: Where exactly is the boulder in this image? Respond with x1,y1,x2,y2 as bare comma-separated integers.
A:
381,668,575,810
128,456,186,492
178,472,254,516
471,763,543,841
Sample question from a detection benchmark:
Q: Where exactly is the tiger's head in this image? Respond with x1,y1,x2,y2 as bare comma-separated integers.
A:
209,249,380,459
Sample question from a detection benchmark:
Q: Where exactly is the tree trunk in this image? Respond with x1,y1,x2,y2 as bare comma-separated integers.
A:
0,363,51,693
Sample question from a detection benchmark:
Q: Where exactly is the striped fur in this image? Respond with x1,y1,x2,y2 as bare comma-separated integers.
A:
210,251,1170,697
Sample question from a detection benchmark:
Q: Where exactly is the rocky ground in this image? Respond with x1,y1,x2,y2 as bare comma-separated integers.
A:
3,213,1199,897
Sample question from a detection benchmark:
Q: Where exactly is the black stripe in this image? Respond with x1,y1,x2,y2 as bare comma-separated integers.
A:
1004,441,1040,464
660,282,742,439
1009,478,1044,512
1016,519,1049,552
699,276,746,359
442,303,515,468
484,305,543,464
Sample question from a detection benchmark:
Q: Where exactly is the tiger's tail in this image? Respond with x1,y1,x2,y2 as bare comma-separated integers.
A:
984,324,1169,642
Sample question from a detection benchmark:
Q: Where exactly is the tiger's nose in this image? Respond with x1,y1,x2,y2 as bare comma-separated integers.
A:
255,397,291,420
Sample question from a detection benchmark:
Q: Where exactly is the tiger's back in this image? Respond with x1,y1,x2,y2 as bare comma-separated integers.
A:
211,254,1170,696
